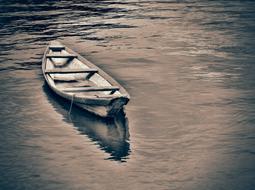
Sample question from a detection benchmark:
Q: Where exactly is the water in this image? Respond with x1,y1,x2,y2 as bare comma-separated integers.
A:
1,0,255,189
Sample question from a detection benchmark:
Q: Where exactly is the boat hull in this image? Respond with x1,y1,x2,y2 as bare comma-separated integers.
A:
75,97,129,118
45,81,129,117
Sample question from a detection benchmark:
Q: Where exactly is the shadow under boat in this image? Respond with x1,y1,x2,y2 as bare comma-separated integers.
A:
42,83,130,162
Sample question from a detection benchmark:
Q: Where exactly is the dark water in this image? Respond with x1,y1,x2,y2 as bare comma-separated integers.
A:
1,0,255,189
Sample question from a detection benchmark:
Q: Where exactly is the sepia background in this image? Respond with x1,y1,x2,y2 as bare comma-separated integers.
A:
0,0,255,189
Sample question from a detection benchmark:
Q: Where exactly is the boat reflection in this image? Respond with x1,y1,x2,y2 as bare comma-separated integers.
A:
43,84,130,162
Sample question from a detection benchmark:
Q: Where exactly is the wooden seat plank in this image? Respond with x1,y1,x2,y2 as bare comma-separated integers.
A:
46,53,77,58
62,86,119,93
49,45,65,51
45,68,98,74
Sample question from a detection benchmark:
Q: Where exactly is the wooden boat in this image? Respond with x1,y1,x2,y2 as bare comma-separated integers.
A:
42,41,130,117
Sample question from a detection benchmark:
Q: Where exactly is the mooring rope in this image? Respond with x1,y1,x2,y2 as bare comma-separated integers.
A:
68,94,75,115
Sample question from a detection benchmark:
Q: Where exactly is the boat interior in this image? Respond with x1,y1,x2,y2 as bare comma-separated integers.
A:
45,45,121,97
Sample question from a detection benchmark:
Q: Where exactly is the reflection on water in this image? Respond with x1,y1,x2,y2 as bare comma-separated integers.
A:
43,84,130,162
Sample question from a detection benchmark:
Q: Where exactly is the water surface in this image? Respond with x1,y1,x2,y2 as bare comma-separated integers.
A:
1,0,255,190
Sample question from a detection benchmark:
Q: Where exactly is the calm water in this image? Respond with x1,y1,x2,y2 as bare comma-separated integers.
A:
1,0,255,189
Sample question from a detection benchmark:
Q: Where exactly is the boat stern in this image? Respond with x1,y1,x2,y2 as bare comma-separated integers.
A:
107,97,129,117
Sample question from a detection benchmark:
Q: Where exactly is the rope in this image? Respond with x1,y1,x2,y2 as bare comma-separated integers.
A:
68,94,75,115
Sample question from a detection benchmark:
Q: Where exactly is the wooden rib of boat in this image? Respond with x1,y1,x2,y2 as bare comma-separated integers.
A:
42,41,130,117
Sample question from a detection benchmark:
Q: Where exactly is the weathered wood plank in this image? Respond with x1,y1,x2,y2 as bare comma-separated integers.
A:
52,77,78,82
49,45,65,50
62,86,119,93
45,68,98,74
46,53,77,58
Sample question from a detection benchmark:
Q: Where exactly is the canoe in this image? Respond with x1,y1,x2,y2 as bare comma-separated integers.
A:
42,41,130,117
